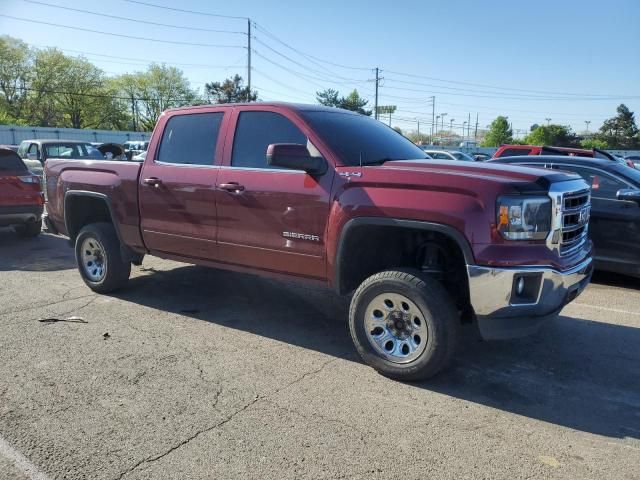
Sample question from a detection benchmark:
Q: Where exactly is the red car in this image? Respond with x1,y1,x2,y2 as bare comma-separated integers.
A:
0,147,44,237
494,144,636,168
44,103,593,380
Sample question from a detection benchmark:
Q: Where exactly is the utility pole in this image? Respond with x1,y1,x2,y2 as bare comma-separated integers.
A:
430,96,435,142
474,113,479,141
449,118,455,143
374,67,380,120
462,121,467,139
417,119,420,136
545,117,551,125
585,120,591,132
467,112,471,138
440,113,447,141
247,19,252,99
130,95,137,132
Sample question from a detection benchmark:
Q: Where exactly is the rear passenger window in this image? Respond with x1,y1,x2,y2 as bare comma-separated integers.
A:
232,111,307,169
0,149,28,172
157,113,223,166
500,148,531,157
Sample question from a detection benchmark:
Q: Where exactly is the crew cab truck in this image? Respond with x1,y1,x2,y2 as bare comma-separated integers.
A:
44,103,594,381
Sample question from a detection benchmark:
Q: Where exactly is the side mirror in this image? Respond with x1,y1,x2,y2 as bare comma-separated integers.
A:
267,143,326,175
616,188,640,205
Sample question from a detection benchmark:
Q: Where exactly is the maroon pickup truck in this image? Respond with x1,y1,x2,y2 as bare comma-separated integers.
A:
44,103,593,380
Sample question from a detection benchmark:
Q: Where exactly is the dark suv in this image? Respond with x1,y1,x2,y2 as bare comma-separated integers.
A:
491,155,640,277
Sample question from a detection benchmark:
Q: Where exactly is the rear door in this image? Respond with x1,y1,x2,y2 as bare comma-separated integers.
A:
215,107,334,279
139,110,227,260
552,163,640,269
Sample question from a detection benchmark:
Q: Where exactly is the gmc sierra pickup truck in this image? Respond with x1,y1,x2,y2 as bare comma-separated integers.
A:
44,103,593,380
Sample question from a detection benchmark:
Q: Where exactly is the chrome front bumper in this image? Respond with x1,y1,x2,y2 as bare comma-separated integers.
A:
467,257,593,340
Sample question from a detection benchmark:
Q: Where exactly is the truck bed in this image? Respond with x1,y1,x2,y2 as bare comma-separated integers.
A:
45,159,144,250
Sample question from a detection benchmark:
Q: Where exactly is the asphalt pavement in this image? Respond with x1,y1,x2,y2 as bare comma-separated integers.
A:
0,229,639,479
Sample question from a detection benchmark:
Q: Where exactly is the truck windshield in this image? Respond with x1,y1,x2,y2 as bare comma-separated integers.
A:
301,110,428,166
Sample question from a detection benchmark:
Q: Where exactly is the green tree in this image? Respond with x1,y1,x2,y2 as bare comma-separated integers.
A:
340,89,371,115
112,64,200,131
598,104,639,149
524,124,576,147
316,88,371,115
0,36,32,123
481,116,513,146
316,88,340,108
580,138,609,149
205,74,257,104
406,132,431,145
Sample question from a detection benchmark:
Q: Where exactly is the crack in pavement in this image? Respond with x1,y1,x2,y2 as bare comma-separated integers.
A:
0,294,96,320
115,357,338,480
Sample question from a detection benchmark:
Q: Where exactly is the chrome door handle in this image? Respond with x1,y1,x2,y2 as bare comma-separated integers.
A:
218,182,245,193
143,177,162,187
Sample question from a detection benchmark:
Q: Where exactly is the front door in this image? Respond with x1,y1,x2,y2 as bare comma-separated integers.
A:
553,163,640,270
139,111,225,260
215,108,334,279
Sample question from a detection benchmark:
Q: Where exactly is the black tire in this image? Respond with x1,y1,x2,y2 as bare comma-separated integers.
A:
15,219,42,238
349,269,459,381
75,222,131,293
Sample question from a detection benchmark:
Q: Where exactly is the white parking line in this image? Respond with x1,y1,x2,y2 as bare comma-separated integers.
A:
571,303,640,316
0,435,49,480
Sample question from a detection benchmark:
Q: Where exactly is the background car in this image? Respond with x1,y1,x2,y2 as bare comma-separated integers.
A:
490,154,640,278
471,152,492,161
0,147,44,237
493,144,636,168
625,155,640,170
422,149,475,161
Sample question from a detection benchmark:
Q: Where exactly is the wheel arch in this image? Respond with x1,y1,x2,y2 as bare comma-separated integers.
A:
333,217,475,296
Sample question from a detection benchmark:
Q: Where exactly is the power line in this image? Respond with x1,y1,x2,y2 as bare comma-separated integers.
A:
13,85,197,103
251,22,371,72
383,69,634,99
383,77,637,101
252,37,369,85
0,15,245,49
22,0,246,34
124,0,248,20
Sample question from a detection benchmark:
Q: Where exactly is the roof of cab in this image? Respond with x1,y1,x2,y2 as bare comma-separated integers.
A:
164,102,359,115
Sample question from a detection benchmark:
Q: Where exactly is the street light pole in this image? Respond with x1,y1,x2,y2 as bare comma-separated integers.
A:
462,121,467,140
585,120,591,133
449,118,455,137
435,115,441,144
545,117,551,125
440,113,447,142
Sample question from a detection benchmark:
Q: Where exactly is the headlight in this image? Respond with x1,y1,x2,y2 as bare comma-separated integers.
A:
497,196,551,240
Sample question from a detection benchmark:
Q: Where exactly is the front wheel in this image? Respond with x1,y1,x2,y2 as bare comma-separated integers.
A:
75,222,131,293
349,270,459,381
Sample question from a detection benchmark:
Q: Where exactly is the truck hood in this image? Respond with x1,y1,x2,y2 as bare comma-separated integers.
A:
364,159,580,193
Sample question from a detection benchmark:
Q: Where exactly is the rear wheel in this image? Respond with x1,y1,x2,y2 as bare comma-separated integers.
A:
349,270,459,381
15,219,42,238
75,222,131,293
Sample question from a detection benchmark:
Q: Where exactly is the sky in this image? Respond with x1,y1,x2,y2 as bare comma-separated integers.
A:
1,0,639,137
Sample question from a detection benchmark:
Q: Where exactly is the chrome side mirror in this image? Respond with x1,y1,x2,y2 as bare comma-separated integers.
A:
616,189,640,205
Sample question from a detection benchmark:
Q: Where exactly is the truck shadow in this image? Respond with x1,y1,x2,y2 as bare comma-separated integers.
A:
117,264,640,440
0,228,76,272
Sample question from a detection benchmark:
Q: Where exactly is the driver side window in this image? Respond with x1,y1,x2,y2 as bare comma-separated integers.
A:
231,111,316,169
27,143,39,159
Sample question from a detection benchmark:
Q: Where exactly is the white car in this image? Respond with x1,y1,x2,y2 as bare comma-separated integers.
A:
132,151,147,161
422,150,475,162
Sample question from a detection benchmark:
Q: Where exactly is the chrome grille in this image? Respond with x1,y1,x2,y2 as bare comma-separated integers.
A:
559,189,590,256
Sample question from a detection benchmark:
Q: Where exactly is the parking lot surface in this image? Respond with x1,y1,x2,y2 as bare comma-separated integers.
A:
0,229,639,480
